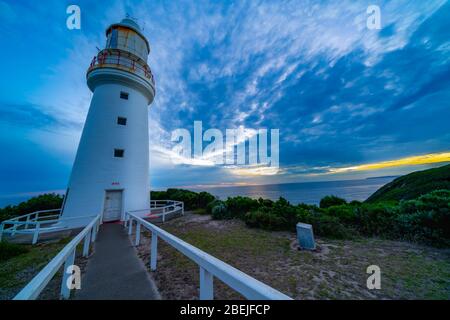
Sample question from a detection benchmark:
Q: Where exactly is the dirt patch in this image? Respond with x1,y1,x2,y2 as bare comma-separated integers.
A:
135,212,450,300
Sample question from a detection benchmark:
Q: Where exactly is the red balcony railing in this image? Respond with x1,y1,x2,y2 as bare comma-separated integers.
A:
88,49,155,86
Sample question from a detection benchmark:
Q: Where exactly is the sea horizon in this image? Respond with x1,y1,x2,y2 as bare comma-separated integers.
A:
185,176,397,205
0,176,397,209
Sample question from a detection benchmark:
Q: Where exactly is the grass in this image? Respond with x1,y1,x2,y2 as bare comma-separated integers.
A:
136,213,450,300
0,239,68,299
0,237,88,300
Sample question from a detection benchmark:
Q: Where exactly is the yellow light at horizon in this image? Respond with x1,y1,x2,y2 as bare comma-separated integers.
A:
329,152,450,174
229,166,280,176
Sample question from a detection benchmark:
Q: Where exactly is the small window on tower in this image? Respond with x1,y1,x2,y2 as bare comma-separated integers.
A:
120,91,129,100
117,117,127,126
114,149,125,158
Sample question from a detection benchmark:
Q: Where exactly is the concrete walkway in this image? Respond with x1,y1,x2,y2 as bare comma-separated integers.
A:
74,223,160,300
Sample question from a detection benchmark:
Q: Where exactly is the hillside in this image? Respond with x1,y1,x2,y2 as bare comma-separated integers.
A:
366,164,450,202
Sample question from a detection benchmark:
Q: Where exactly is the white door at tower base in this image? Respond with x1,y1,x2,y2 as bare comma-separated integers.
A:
103,190,123,222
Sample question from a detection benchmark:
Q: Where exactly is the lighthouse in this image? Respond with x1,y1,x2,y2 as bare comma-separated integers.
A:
61,18,155,227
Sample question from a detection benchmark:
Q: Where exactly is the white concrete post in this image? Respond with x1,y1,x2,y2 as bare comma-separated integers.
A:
82,231,92,257
199,266,214,300
162,207,166,223
60,249,76,299
32,222,40,244
150,232,158,270
128,218,133,235
135,223,141,246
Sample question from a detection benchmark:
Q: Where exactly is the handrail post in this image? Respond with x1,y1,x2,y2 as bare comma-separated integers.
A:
12,223,17,236
150,232,157,270
82,230,92,257
60,249,76,299
128,218,133,235
91,222,97,243
162,207,166,223
135,223,141,246
32,222,40,244
200,267,214,300
25,215,30,230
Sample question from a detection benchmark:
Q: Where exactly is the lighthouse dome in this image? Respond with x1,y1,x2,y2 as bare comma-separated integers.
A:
120,18,142,31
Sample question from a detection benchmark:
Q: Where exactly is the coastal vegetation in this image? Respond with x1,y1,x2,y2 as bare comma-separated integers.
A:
367,164,450,202
151,165,450,247
0,193,63,222
151,188,450,247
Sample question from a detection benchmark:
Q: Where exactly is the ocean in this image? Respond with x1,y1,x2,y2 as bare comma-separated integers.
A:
0,176,396,208
188,176,396,205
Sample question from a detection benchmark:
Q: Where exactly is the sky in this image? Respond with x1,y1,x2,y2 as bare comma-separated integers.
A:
0,0,449,205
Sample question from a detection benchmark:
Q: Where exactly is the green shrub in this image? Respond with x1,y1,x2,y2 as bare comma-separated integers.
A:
304,214,354,239
150,189,215,211
244,210,288,231
319,195,347,208
0,193,63,222
211,202,229,220
206,199,223,215
197,192,216,209
354,203,397,237
225,196,259,219
0,241,29,262
325,205,358,225
394,190,450,246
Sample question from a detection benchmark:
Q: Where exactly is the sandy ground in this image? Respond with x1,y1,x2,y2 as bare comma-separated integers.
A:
134,212,450,300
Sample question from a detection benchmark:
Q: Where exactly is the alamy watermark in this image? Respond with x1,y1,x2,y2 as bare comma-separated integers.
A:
366,265,381,290
170,121,279,171
66,5,81,30
65,264,81,290
367,5,382,30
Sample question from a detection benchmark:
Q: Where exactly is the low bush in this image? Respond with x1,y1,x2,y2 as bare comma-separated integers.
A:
244,210,288,231
394,190,450,246
151,189,216,211
0,193,63,222
211,202,229,220
319,195,347,208
225,196,259,219
150,188,450,246
0,241,29,262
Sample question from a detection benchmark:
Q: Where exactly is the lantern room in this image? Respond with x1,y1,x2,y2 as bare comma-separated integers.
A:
105,18,150,62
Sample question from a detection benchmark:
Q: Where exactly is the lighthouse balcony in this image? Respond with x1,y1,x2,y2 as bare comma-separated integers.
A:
87,49,155,101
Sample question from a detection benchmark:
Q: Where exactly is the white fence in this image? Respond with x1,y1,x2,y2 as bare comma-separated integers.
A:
125,211,292,300
128,200,184,223
13,215,101,300
0,211,97,245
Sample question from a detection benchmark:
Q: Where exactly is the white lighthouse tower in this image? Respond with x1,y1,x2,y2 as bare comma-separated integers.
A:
61,18,155,227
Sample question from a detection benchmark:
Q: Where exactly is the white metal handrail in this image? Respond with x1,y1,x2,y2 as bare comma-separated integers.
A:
125,211,292,300
1,214,99,244
129,200,184,223
13,214,101,300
